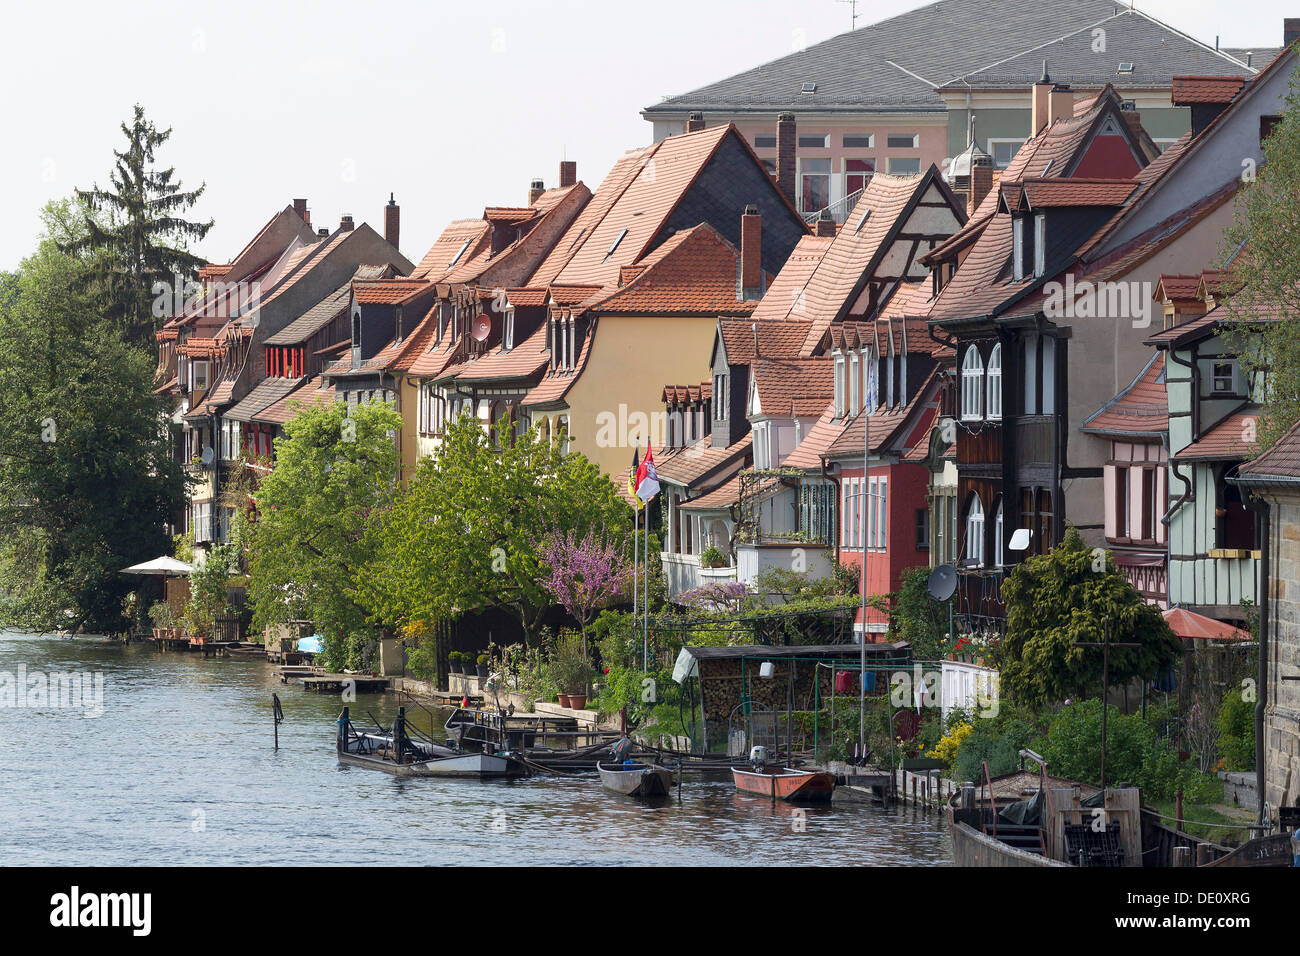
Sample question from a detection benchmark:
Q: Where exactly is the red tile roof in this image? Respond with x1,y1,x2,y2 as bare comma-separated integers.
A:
252,376,338,425
678,475,742,511
781,405,846,469
1175,408,1260,460
584,224,752,315
1171,75,1246,105
655,434,751,489
751,357,833,418
1237,417,1300,482
453,322,550,383
352,278,431,305
1155,274,1203,301
749,234,833,324
1081,352,1168,437
1020,178,1138,208
410,219,491,281
718,318,813,364
662,382,712,405
521,329,595,408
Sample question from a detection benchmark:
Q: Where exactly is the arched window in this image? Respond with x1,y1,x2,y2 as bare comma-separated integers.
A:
986,343,1002,421
992,497,1004,567
961,346,984,421
965,494,985,567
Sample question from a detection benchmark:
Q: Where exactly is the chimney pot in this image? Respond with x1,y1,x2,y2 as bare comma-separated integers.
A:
776,112,797,208
528,178,545,204
968,163,994,217
384,195,400,250
340,215,355,232
740,204,763,300
687,111,706,132
317,228,329,238
1031,67,1055,136
559,161,577,188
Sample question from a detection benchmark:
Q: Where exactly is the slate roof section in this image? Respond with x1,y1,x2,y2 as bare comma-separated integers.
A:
264,265,392,346
1081,352,1168,437
939,9,1255,90
251,376,338,425
644,0,1134,114
1175,408,1260,460
224,376,307,423
1236,417,1300,483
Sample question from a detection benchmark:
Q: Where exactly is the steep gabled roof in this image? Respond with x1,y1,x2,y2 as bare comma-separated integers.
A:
410,219,492,281
1081,352,1167,437
453,322,550,383
750,357,833,418
717,317,811,365
1175,408,1260,461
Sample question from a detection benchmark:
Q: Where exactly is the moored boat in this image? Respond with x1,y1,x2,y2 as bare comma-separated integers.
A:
597,761,674,798
732,749,835,803
336,706,527,780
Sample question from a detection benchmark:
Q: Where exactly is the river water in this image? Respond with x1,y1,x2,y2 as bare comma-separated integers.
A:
0,630,951,866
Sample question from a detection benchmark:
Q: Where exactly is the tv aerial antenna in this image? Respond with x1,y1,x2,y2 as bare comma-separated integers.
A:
839,0,861,30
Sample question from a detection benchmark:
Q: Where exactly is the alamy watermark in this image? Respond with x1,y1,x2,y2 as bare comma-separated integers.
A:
0,665,104,718
1043,275,1154,328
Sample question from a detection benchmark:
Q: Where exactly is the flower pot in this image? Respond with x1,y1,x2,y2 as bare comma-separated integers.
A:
558,694,573,708
476,665,488,680
568,694,587,710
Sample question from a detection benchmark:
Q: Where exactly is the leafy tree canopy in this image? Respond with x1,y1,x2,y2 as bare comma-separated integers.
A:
998,527,1182,707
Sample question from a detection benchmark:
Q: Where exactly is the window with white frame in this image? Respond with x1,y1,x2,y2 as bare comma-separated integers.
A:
993,497,1004,567
714,373,728,420
1042,336,1057,414
219,418,241,460
1023,335,1038,415
989,139,1025,168
1013,218,1025,281
192,501,213,543
1033,213,1046,278
834,353,846,419
986,343,1002,420
799,158,832,213
961,345,984,421
849,352,860,415
193,360,210,391
965,494,985,567
886,133,918,148
504,309,515,350
867,476,888,550
887,349,896,407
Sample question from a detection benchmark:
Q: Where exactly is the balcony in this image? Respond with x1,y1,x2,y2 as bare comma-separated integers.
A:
662,552,738,600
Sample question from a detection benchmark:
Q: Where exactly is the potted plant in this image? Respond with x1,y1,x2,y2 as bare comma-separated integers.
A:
448,651,464,675
699,545,728,569
476,653,490,680
148,601,173,640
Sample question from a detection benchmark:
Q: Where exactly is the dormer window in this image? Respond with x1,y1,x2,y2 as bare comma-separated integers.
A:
714,373,728,421
395,305,404,344
849,352,860,414
1013,218,1025,281
1033,214,1046,278
961,345,984,421
887,348,896,408
504,308,515,350
833,353,846,419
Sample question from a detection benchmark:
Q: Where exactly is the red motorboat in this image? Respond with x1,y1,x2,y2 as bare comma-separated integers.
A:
732,765,836,803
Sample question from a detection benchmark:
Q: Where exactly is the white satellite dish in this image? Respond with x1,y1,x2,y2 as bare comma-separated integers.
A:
1009,528,1032,552
758,661,774,679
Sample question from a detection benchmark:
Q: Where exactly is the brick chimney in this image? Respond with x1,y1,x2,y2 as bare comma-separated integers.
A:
559,161,577,188
384,193,400,250
528,178,545,204
1286,17,1300,46
968,160,994,217
776,112,797,208
340,215,355,232
1049,84,1074,125
1032,62,1054,135
293,198,308,221
687,111,706,132
815,208,837,237
740,204,763,300
1121,105,1145,140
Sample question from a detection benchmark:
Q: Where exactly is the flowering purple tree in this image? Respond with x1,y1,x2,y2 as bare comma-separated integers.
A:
540,527,633,653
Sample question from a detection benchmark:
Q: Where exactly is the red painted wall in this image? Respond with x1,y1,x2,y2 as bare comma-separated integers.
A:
1070,135,1142,179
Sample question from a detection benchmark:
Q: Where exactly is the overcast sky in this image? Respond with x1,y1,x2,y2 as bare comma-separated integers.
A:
1,0,1289,270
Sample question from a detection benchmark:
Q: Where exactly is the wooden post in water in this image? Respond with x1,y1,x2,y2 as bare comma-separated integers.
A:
272,693,284,750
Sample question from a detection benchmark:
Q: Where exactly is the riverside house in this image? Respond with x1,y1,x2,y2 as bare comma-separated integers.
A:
158,200,410,555
919,44,1295,637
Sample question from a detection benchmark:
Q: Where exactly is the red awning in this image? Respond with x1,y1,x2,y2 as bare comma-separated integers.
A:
1162,607,1250,641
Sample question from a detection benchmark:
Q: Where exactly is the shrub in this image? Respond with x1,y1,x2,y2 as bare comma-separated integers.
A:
699,545,728,569
927,722,973,768
1216,687,1256,771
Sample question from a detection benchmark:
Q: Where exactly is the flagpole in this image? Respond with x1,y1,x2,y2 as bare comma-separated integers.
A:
632,495,639,638
643,461,649,673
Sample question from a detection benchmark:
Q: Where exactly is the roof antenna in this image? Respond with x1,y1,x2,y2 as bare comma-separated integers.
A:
1040,59,1050,84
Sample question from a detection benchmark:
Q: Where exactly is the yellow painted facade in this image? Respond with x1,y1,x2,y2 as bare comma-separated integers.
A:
547,313,720,479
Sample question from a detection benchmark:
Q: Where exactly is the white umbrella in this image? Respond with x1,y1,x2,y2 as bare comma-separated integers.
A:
121,556,194,576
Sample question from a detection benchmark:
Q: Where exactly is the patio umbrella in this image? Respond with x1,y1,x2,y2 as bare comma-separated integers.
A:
121,556,194,576
298,635,324,654
1162,607,1251,642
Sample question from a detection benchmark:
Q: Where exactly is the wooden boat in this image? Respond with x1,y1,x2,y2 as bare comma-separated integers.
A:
336,707,527,780
597,761,674,798
732,765,835,803
946,754,1289,867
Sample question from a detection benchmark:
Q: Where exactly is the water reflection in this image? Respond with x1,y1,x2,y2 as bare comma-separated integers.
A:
0,631,951,866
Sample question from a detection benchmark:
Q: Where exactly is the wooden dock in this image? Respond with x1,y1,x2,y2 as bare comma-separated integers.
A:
298,674,391,694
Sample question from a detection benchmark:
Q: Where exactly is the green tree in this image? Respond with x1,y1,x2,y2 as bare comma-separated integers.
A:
0,200,187,634
245,400,401,670
999,528,1182,707
1221,46,1300,451
355,414,630,645
890,565,949,661
61,104,213,345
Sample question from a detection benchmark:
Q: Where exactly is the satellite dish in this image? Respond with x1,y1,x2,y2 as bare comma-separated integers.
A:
927,563,957,602
470,313,492,342
1009,528,1032,552
200,446,214,466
